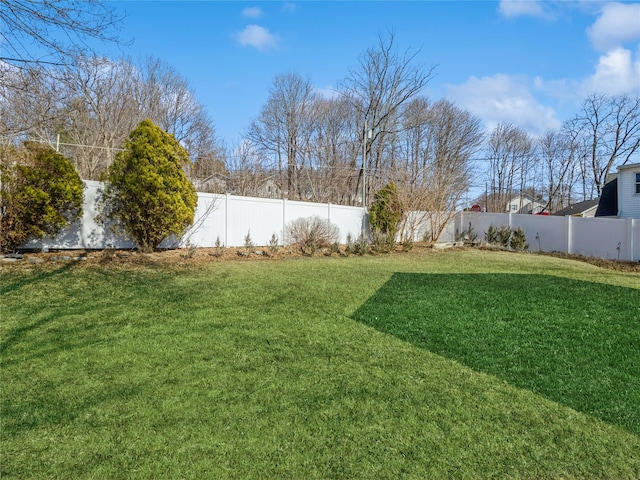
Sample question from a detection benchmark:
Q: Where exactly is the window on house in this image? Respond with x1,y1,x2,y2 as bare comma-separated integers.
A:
636,173,640,194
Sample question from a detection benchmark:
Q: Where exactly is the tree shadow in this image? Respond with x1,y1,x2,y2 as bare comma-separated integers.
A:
351,273,640,434
1,261,84,357
1,260,79,296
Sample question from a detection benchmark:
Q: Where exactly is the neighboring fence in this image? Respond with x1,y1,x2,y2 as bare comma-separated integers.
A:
25,181,639,262
454,211,639,262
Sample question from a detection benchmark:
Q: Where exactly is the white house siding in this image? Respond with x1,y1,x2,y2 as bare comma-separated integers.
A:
617,164,640,219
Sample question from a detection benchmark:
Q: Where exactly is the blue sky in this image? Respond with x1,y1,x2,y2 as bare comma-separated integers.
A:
106,1,640,145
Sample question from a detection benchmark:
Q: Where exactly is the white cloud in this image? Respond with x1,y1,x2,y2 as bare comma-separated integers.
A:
281,2,297,14
314,85,339,100
445,74,561,136
581,47,640,96
241,7,263,19
498,0,551,19
236,25,279,52
587,2,640,51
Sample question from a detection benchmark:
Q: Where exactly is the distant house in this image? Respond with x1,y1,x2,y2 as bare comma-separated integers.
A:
193,173,229,194
552,198,599,217
617,163,640,219
596,163,640,219
506,194,545,214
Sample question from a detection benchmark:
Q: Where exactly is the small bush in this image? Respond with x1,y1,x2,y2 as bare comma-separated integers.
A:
497,226,512,247
213,236,225,257
268,233,279,255
347,234,369,256
485,224,528,251
457,221,478,245
244,230,254,253
511,227,529,251
344,234,354,256
369,182,403,253
485,224,500,245
401,238,414,252
285,216,340,255
369,183,403,235
181,239,198,258
372,231,396,254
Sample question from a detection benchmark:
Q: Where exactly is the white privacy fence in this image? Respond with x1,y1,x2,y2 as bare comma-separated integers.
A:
454,212,639,262
27,181,367,251
25,181,639,262
181,191,367,248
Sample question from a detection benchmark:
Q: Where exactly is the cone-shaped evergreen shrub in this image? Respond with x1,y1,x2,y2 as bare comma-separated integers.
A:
102,119,197,252
369,182,403,251
0,143,84,253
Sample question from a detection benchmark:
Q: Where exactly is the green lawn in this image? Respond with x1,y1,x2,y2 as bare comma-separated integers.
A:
1,250,639,479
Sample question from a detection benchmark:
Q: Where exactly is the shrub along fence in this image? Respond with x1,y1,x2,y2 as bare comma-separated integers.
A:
23,180,639,262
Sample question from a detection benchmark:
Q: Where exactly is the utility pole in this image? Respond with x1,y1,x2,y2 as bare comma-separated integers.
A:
361,122,372,236
362,122,372,208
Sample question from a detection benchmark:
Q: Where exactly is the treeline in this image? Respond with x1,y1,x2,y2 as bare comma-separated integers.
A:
2,34,639,228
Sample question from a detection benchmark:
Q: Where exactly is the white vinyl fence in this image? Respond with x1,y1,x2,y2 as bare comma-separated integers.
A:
25,181,640,262
454,211,639,262
26,181,367,251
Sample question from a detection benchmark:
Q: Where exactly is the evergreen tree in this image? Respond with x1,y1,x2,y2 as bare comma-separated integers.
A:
102,119,197,252
0,143,84,253
369,182,403,237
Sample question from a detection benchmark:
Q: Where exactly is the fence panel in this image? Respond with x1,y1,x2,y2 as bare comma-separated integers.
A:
458,212,514,242
176,193,226,248
225,195,285,247
570,217,628,260
326,204,367,243
510,215,566,253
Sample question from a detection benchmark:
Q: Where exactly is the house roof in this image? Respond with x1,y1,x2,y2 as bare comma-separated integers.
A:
617,162,640,172
595,177,618,217
508,194,537,202
552,198,599,216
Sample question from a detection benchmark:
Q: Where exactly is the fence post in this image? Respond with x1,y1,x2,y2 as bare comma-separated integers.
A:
224,194,229,247
626,218,634,262
565,215,572,254
282,199,287,246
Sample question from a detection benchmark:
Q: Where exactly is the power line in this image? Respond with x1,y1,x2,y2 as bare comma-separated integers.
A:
56,141,125,152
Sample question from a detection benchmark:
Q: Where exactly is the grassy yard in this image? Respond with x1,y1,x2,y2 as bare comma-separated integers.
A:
1,250,639,479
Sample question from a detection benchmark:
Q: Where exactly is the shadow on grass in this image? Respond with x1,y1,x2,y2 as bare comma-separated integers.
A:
351,273,640,435
0,260,79,296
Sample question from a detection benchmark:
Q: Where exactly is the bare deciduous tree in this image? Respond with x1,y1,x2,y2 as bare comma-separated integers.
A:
59,56,141,178
485,123,535,212
0,64,66,142
0,0,124,68
339,33,436,205
569,93,640,196
305,97,360,204
538,129,582,212
226,141,272,197
396,99,483,241
247,72,317,199
2,55,223,181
